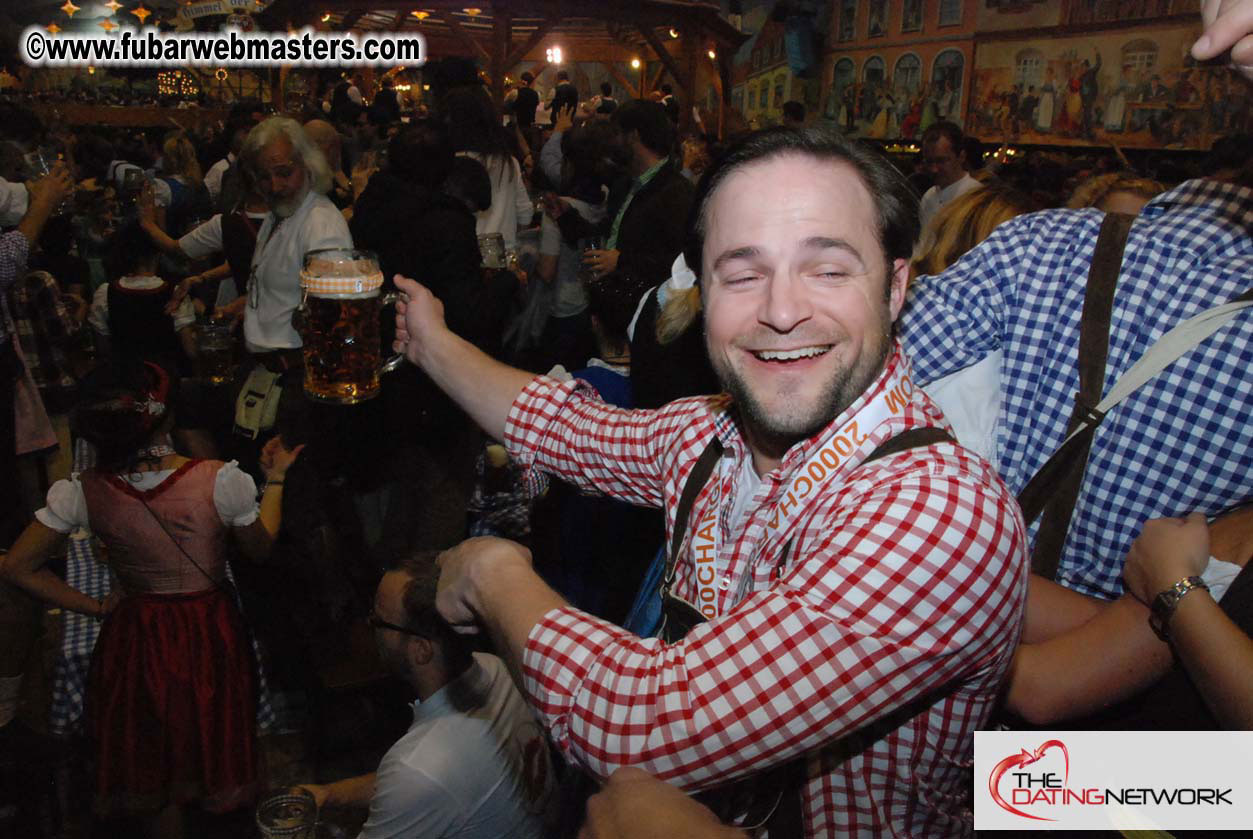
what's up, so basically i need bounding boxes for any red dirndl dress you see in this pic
[80,460,260,816]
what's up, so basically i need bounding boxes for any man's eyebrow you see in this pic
[801,236,864,264]
[711,246,759,272]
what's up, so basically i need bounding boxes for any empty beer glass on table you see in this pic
[298,249,404,404]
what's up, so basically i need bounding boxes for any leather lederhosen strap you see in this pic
[1017,212,1134,581]
[660,425,954,836]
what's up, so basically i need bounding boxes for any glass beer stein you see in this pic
[298,248,404,404]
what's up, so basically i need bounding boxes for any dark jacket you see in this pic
[514,86,539,127]
[350,170,516,428]
[556,160,695,330]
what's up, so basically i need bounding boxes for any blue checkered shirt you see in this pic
[900,178,1253,599]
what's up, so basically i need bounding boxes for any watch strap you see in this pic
[1148,575,1209,641]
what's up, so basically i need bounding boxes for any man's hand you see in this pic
[554,103,576,133]
[541,192,568,221]
[293,784,329,810]
[1123,513,1211,604]
[165,275,198,315]
[582,249,620,277]
[392,275,451,367]
[213,296,246,330]
[1194,0,1253,81]
[578,768,746,839]
[435,537,534,634]
[27,165,73,213]
[260,436,306,483]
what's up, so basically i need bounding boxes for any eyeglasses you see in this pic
[367,611,426,637]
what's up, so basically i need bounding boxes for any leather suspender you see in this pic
[1018,212,1134,581]
[663,424,954,835]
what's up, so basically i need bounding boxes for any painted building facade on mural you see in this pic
[969,1,1249,149]
[818,0,976,139]
[713,0,1250,150]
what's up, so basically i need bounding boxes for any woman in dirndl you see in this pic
[0,359,302,836]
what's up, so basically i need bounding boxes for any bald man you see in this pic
[302,119,352,210]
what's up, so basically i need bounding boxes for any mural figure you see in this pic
[868,1,887,37]
[1079,51,1102,138]
[1036,67,1056,132]
[902,0,923,32]
[1104,65,1134,132]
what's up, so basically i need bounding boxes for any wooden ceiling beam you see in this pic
[503,17,561,71]
[435,11,492,65]
[637,23,689,92]
[601,60,639,100]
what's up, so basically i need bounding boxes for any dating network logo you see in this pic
[987,738,1234,822]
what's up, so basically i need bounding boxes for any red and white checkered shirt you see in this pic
[505,346,1028,837]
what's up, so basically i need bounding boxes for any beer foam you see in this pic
[300,257,384,296]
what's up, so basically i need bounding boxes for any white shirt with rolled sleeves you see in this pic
[245,189,351,352]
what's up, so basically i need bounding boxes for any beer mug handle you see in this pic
[379,292,406,375]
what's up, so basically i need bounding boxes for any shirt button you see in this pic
[718,578,730,589]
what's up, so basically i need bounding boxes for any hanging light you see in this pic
[47,22,62,34]
[103,0,122,14]
[462,7,482,15]
[131,4,152,23]
[669,28,679,38]
[707,49,716,60]
[411,10,429,19]
[321,13,331,22]
[545,46,562,64]
[60,0,80,17]
[630,58,640,69]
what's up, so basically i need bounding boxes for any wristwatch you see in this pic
[1148,575,1209,641]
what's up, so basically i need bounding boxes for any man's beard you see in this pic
[272,184,309,218]
[713,319,893,462]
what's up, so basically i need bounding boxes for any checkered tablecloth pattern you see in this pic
[49,438,276,736]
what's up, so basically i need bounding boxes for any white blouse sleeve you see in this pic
[213,461,260,527]
[35,476,89,533]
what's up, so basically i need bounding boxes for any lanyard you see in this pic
[248,214,285,309]
[686,363,919,618]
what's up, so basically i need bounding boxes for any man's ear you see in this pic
[887,258,910,322]
[407,635,435,668]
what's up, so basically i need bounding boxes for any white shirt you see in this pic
[0,177,29,226]
[459,152,533,250]
[203,153,234,202]
[918,172,981,232]
[246,189,352,352]
[178,210,267,262]
[360,653,552,839]
[36,460,259,533]
[89,275,197,335]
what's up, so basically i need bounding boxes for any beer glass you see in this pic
[255,788,317,839]
[477,233,506,268]
[196,319,235,385]
[298,249,404,404]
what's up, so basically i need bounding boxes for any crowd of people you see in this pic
[0,5,1251,838]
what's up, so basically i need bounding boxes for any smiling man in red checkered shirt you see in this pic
[393,128,1028,837]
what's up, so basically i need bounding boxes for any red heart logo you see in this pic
[988,739,1069,821]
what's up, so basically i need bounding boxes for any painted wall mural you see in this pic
[825,48,967,139]
[969,24,1249,149]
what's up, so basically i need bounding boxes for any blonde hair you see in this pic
[161,132,203,188]
[656,285,702,346]
[1066,172,1164,210]
[912,183,1035,278]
